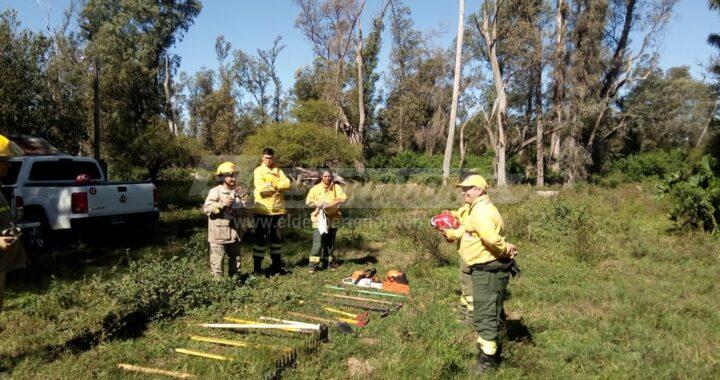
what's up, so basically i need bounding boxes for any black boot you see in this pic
[474,351,497,375]
[268,254,288,276]
[253,257,263,275]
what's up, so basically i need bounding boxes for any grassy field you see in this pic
[1,182,719,379]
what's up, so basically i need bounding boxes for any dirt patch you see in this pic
[347,357,374,377]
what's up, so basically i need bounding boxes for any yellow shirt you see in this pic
[446,195,508,266]
[253,164,291,215]
[305,182,347,228]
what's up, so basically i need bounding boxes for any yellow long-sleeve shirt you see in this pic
[253,164,291,215]
[446,195,509,266]
[306,182,347,228]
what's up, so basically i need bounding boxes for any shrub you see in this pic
[514,198,605,262]
[657,155,720,233]
[605,150,687,183]
[107,256,250,320]
[393,218,449,266]
[291,99,337,128]
[241,122,361,167]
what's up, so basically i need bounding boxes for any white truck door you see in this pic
[86,183,155,217]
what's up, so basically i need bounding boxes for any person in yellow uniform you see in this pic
[449,203,473,324]
[305,169,347,273]
[252,148,291,276]
[440,175,518,373]
[0,135,25,312]
[203,162,250,278]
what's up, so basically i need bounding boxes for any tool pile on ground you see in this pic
[115,268,408,379]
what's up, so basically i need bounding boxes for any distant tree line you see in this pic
[1,0,718,186]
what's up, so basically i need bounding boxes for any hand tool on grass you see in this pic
[322,306,369,324]
[116,363,195,379]
[174,348,232,361]
[200,322,316,333]
[325,299,393,317]
[260,315,362,331]
[321,292,403,309]
[221,317,317,333]
[286,312,358,333]
[325,285,406,299]
[190,335,293,352]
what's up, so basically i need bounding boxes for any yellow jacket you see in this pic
[446,195,509,266]
[253,164,291,215]
[306,182,347,228]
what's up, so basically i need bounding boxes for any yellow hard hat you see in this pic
[456,175,488,190]
[216,162,239,176]
[0,134,14,159]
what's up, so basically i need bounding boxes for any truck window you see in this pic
[3,161,22,185]
[29,160,102,181]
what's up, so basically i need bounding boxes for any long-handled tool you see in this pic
[190,335,293,352]
[117,363,195,379]
[174,348,232,361]
[286,312,360,332]
[200,322,317,332]
[260,316,360,332]
[222,317,317,333]
[325,299,393,317]
[322,306,369,323]
[325,285,406,299]
[321,292,403,309]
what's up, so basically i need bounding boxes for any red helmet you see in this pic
[75,173,92,185]
[430,211,459,230]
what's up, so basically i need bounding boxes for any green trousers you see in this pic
[309,228,337,267]
[472,264,511,342]
[459,260,474,313]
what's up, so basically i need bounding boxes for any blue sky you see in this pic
[3,0,718,89]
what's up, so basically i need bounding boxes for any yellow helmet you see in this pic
[0,134,14,158]
[216,162,239,176]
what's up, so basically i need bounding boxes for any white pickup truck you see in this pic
[1,155,159,251]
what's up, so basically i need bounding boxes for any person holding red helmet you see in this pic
[436,174,518,374]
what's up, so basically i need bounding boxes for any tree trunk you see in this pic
[549,0,566,173]
[93,57,101,160]
[533,13,544,187]
[442,0,465,185]
[356,20,365,148]
[164,56,178,136]
[483,1,508,186]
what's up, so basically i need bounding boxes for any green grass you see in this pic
[1,183,719,378]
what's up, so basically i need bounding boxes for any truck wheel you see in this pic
[23,210,53,255]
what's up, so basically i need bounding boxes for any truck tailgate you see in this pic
[87,183,155,217]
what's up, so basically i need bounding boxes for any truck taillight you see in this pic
[72,192,88,214]
[153,188,158,208]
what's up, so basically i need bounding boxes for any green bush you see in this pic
[241,122,361,167]
[291,99,337,128]
[364,151,493,184]
[657,155,720,233]
[512,198,605,262]
[393,217,449,266]
[605,150,687,182]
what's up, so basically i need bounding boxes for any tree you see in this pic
[258,37,287,122]
[0,9,89,154]
[79,0,202,180]
[442,0,465,185]
[620,67,716,153]
[294,0,367,144]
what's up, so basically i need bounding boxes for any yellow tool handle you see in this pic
[223,317,304,332]
[190,335,292,352]
[323,306,357,319]
[117,363,195,379]
[174,348,231,361]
